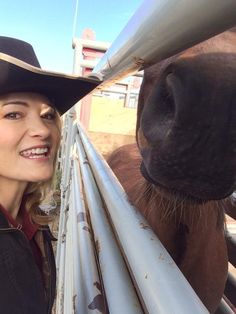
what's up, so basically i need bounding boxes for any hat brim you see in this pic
[0,53,100,115]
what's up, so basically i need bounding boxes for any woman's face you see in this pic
[0,92,60,186]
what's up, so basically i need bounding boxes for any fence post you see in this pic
[56,110,76,313]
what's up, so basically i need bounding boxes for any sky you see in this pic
[0,0,143,74]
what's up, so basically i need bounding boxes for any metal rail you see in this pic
[76,134,143,313]
[91,0,236,85]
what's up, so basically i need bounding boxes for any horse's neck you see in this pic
[124,175,227,313]
[150,199,224,262]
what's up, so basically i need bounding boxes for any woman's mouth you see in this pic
[20,147,50,159]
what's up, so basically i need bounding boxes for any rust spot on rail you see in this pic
[83,226,91,233]
[140,222,150,229]
[77,212,86,222]
[94,281,102,292]
[88,294,106,314]
[133,56,145,68]
[95,240,101,253]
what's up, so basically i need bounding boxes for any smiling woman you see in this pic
[0,93,60,183]
[0,36,99,314]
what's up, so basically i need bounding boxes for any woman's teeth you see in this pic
[20,147,49,157]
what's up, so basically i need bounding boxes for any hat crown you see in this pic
[0,36,40,68]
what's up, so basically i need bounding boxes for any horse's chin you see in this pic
[140,162,230,204]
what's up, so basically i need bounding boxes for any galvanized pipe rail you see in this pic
[75,134,143,313]
[56,113,76,313]
[91,0,236,85]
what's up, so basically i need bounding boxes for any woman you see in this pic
[0,36,99,314]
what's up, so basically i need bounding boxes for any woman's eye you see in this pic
[41,111,56,121]
[4,112,22,119]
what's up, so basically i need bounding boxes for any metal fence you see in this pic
[56,117,236,314]
[56,118,208,313]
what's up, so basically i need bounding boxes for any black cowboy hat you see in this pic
[0,36,100,114]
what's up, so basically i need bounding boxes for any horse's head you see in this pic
[137,28,236,201]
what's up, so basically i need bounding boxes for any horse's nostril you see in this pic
[163,88,175,118]
[141,75,177,144]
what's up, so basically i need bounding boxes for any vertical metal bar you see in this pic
[63,188,74,314]
[56,114,74,267]
[55,119,76,313]
[64,157,87,314]
[72,38,83,76]
[72,153,107,313]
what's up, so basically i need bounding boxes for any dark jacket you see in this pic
[0,211,56,314]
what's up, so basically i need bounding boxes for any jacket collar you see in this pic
[0,210,11,229]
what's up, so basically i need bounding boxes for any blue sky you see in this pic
[0,0,143,74]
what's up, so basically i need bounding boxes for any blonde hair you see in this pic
[25,110,62,225]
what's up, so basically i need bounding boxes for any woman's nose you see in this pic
[28,117,51,138]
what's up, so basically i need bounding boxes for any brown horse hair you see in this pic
[135,180,225,229]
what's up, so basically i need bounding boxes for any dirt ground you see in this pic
[87,96,136,157]
[89,96,137,136]
[88,131,135,159]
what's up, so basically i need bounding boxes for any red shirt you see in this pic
[0,203,43,275]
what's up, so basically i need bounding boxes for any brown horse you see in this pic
[108,28,236,313]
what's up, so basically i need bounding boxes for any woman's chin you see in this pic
[27,172,53,183]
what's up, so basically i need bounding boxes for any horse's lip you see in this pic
[140,162,206,204]
[140,162,157,184]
